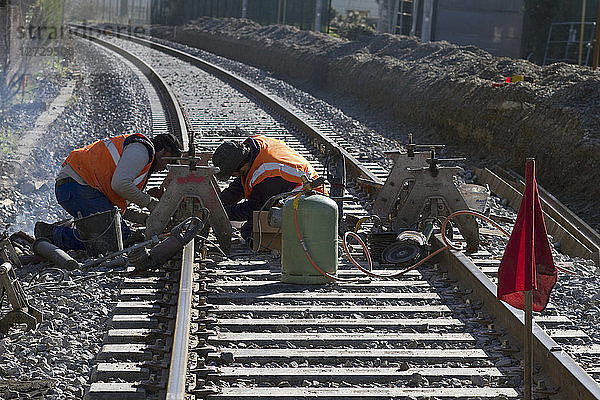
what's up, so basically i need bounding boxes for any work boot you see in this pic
[34,221,55,243]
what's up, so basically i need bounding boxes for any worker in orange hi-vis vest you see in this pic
[34,133,183,251]
[211,134,325,247]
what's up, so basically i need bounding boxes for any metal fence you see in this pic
[543,21,596,66]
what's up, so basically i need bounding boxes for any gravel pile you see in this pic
[0,38,151,399]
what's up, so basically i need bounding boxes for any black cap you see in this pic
[151,134,183,157]
[212,141,249,181]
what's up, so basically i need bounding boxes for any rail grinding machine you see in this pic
[145,160,232,255]
[120,151,233,274]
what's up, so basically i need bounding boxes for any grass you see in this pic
[65,94,78,108]
[0,126,19,156]
[18,77,41,104]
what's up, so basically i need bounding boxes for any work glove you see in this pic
[127,247,149,268]
[147,187,165,199]
[123,208,150,225]
[147,197,160,212]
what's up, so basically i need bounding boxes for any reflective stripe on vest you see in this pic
[102,138,149,186]
[248,162,307,188]
[102,138,121,166]
[242,135,322,198]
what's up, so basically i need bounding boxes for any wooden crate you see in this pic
[252,210,281,251]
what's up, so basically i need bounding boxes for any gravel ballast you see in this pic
[0,38,151,399]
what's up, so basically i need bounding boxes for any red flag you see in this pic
[497,159,557,312]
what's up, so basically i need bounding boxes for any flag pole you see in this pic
[523,156,535,400]
[593,0,600,69]
[497,156,556,399]
[579,0,587,66]
[524,290,533,400]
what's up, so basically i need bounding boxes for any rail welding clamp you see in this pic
[0,236,43,334]
[372,134,479,253]
[145,163,232,254]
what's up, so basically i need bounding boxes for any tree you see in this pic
[0,4,23,116]
[330,9,375,40]
[0,0,66,116]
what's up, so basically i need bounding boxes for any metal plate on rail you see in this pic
[208,348,489,360]
[212,317,463,328]
[206,387,519,398]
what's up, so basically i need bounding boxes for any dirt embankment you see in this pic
[162,17,600,226]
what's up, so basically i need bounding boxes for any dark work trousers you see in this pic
[240,219,253,243]
[52,178,131,250]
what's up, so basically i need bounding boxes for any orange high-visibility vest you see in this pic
[63,134,154,212]
[242,135,324,199]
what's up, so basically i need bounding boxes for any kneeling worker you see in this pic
[35,133,182,250]
[211,134,325,246]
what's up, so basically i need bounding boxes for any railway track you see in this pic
[70,25,600,399]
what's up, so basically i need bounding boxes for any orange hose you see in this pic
[294,203,575,282]
[439,210,509,251]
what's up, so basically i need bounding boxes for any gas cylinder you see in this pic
[281,193,338,284]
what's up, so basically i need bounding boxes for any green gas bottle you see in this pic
[281,193,338,284]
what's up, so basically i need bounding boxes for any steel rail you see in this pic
[165,241,194,399]
[68,23,382,188]
[71,26,194,400]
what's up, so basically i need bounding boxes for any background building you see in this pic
[377,0,524,58]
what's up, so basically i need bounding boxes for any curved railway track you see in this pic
[69,25,600,400]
